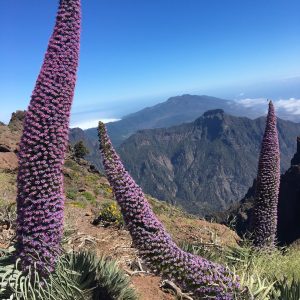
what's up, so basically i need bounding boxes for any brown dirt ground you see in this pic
[0,153,18,170]
[131,276,175,300]
[0,150,239,300]
[63,204,238,300]
[0,203,238,300]
[63,205,177,299]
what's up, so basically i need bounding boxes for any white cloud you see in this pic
[236,98,300,120]
[276,98,300,115]
[70,118,121,130]
[237,98,267,107]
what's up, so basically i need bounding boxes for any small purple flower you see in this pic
[98,122,240,299]
[16,0,81,275]
[252,101,280,248]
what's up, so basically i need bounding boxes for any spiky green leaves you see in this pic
[0,249,137,300]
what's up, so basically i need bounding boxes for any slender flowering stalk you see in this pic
[252,101,280,248]
[98,122,240,300]
[16,0,81,274]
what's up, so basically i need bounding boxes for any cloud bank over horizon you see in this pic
[70,118,121,130]
[235,98,300,121]
[69,97,300,130]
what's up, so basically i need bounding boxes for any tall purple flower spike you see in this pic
[16,0,81,274]
[98,122,240,300]
[252,101,280,248]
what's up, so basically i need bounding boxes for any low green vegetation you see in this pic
[66,189,77,200]
[0,249,137,300]
[98,183,113,198]
[148,195,191,218]
[182,240,300,299]
[94,200,124,227]
[81,191,97,204]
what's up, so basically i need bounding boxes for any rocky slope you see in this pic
[214,137,300,245]
[0,111,239,299]
[0,111,25,170]
[118,109,300,215]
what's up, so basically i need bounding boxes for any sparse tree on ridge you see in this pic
[74,140,89,159]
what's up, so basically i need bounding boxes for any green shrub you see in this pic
[99,183,113,197]
[66,190,77,200]
[64,159,81,172]
[81,191,96,204]
[74,141,89,159]
[94,201,124,227]
[0,201,16,227]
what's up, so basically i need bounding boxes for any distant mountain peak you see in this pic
[194,109,227,129]
[203,109,225,117]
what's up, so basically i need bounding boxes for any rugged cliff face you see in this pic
[277,137,300,244]
[117,110,300,215]
[216,137,300,245]
[0,111,25,170]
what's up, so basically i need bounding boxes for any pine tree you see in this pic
[74,140,89,158]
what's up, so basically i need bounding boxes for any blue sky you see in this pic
[0,0,300,128]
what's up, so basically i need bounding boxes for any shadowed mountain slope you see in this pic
[214,137,300,245]
[117,110,300,215]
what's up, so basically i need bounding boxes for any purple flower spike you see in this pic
[98,122,240,299]
[252,101,280,248]
[16,0,81,274]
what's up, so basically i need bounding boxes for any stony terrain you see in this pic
[0,112,238,299]
[0,111,25,170]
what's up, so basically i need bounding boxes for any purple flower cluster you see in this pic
[98,122,240,299]
[16,0,81,274]
[252,101,280,248]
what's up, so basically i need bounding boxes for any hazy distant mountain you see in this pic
[81,95,240,145]
[69,94,300,172]
[69,95,250,168]
[104,95,242,145]
[117,110,300,215]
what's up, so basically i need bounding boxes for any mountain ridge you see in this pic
[69,94,260,170]
[117,109,300,215]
